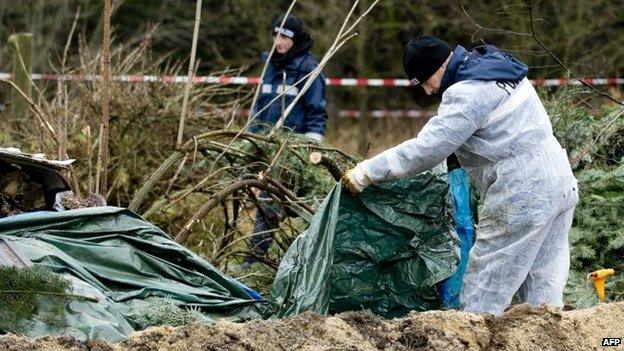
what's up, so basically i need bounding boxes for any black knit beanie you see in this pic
[269,14,314,67]
[403,35,452,86]
[272,15,304,43]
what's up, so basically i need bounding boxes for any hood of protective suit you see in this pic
[440,45,528,93]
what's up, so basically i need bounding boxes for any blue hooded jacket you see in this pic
[440,45,528,94]
[249,51,328,136]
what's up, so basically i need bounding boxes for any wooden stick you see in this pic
[56,8,82,196]
[175,179,276,243]
[338,0,382,41]
[265,131,294,174]
[272,1,359,132]
[7,33,33,121]
[61,7,81,69]
[290,143,356,161]
[176,0,203,148]
[272,0,381,132]
[129,131,273,211]
[204,1,298,178]
[0,78,56,138]
[175,178,314,244]
[208,0,371,179]
[263,175,315,214]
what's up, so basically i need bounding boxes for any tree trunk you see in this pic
[96,0,111,196]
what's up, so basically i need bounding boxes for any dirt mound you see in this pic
[1,302,622,351]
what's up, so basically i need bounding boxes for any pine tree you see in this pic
[0,265,96,332]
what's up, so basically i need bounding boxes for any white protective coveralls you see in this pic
[349,77,578,315]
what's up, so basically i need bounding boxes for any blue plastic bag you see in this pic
[437,168,475,307]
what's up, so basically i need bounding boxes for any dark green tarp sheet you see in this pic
[0,207,262,341]
[270,173,458,318]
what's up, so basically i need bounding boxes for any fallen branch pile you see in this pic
[129,131,356,270]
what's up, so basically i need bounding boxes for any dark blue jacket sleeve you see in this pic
[248,100,262,133]
[302,72,328,136]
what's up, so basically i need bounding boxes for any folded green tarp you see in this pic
[0,207,262,341]
[270,173,458,319]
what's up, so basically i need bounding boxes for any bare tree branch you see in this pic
[525,0,623,106]
[461,1,623,106]
[460,2,532,42]
[175,178,313,244]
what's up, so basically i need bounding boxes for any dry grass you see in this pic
[0,34,251,205]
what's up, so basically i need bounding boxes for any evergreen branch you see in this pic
[0,289,99,303]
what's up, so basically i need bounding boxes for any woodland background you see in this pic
[0,0,623,156]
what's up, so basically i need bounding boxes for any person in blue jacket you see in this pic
[249,14,328,141]
[244,14,328,267]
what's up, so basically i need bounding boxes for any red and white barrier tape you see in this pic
[0,72,622,87]
[239,108,432,119]
[338,110,433,118]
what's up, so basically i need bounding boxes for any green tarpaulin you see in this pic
[270,173,458,318]
[0,172,467,339]
[0,207,262,341]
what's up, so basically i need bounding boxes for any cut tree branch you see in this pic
[309,151,345,181]
[175,178,313,244]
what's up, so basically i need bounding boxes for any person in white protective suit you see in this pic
[342,35,578,316]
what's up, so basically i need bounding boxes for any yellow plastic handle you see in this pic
[588,268,615,281]
[588,269,615,302]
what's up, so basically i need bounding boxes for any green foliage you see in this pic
[547,87,598,164]
[561,160,624,305]
[566,164,624,302]
[244,133,348,204]
[127,296,211,329]
[233,261,277,297]
[197,131,356,207]
[547,87,624,306]
[547,87,624,168]
[165,130,358,282]
[0,266,71,332]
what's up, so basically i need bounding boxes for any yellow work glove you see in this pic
[341,168,363,195]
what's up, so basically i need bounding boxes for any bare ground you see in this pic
[1,302,622,351]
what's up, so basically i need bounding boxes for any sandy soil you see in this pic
[1,302,622,351]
